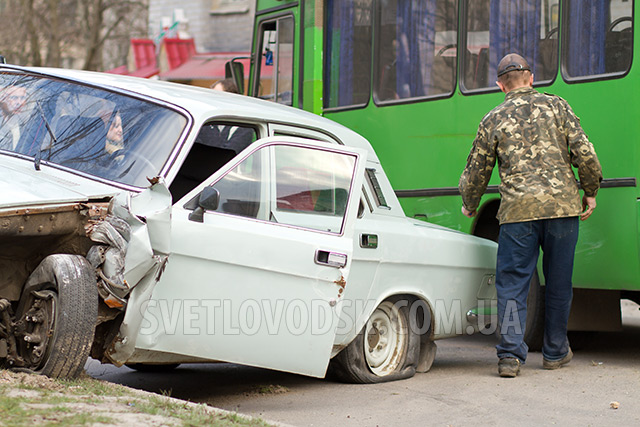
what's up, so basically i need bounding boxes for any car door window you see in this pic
[270,145,355,233]
[210,146,265,219]
[209,142,358,234]
[169,122,258,202]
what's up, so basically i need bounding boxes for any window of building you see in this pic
[210,0,250,15]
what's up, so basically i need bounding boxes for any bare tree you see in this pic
[0,0,148,71]
[0,0,30,65]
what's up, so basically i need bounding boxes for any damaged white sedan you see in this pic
[0,66,497,383]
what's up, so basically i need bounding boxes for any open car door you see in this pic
[135,137,367,377]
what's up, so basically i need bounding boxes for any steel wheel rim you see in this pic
[364,301,407,376]
[18,290,57,370]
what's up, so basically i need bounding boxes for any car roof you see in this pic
[0,65,380,163]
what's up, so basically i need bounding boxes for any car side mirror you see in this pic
[188,186,220,223]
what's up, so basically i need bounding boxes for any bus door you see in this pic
[251,14,295,106]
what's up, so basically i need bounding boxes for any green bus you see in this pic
[239,0,635,348]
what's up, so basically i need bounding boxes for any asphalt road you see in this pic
[87,301,640,426]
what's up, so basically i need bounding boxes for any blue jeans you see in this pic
[495,217,579,363]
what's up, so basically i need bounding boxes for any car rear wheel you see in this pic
[329,297,421,383]
[14,254,98,379]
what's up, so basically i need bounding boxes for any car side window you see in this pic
[195,122,258,153]
[169,122,258,202]
[210,146,265,219]
[208,143,358,234]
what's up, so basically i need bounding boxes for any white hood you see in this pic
[0,155,122,209]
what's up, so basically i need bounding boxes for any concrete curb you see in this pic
[111,380,297,427]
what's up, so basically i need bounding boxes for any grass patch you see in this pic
[57,376,128,397]
[0,369,274,427]
[132,395,273,427]
[0,394,115,427]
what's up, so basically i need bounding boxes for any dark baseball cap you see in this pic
[497,53,531,77]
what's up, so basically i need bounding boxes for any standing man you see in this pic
[459,53,602,378]
[211,78,240,94]
[197,78,254,153]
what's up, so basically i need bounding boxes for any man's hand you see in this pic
[580,195,596,221]
[462,205,477,218]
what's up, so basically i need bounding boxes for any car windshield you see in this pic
[0,71,187,187]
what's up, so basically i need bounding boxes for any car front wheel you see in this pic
[12,254,98,379]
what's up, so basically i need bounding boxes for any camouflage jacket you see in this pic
[459,86,603,224]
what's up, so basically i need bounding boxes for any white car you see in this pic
[0,65,497,383]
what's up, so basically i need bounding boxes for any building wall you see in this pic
[149,0,254,52]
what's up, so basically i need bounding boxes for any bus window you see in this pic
[324,0,373,109]
[462,0,559,92]
[563,0,633,79]
[374,0,457,103]
[254,16,294,105]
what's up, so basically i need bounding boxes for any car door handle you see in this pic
[315,250,347,268]
[360,233,378,249]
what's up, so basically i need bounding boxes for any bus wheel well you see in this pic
[472,199,500,242]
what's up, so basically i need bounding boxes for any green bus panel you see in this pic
[254,1,640,293]
[326,65,640,292]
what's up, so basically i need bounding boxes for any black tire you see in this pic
[15,254,98,379]
[329,297,421,383]
[125,363,180,372]
[524,271,544,351]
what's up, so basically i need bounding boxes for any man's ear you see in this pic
[496,80,507,93]
[529,73,534,86]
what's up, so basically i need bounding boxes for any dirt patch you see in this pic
[0,369,67,391]
[244,384,290,397]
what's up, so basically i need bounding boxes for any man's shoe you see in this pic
[498,357,521,378]
[543,348,573,370]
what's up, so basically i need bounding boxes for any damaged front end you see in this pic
[89,180,172,366]
[0,180,172,377]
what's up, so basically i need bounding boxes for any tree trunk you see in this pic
[82,0,102,70]
[25,0,42,67]
[45,0,62,67]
